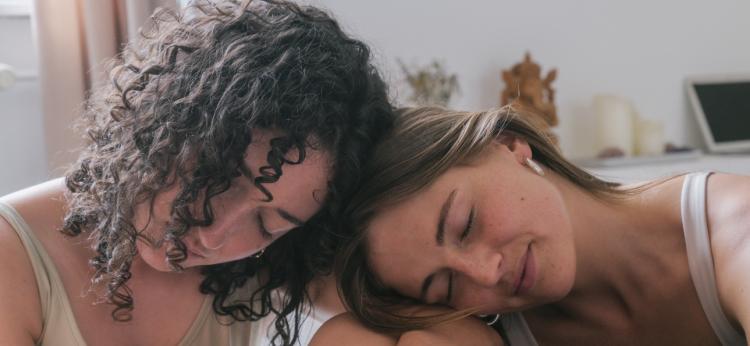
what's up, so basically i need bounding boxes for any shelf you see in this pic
[576,150,702,168]
[581,154,750,183]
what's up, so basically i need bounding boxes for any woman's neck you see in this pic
[550,174,686,325]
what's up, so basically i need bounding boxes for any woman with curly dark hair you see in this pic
[0,1,393,345]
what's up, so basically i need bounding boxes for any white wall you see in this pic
[0,15,47,195]
[312,0,750,158]
[2,1,749,196]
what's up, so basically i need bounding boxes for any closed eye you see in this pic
[445,271,454,304]
[459,206,475,241]
[446,206,475,304]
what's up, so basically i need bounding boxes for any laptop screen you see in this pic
[693,81,750,143]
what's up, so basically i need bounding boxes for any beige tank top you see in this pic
[0,201,266,346]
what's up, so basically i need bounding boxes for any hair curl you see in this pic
[62,1,393,344]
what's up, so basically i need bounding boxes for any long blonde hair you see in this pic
[336,106,624,333]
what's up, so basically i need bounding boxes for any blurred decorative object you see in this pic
[501,52,558,143]
[596,147,626,159]
[0,63,16,91]
[593,94,667,158]
[399,59,459,107]
[634,117,665,156]
[665,143,696,153]
[593,94,635,157]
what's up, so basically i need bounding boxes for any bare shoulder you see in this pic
[0,179,69,344]
[0,178,68,243]
[0,209,43,344]
[310,313,397,346]
[706,173,750,249]
[707,172,750,210]
[705,173,750,335]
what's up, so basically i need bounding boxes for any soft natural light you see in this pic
[0,0,30,16]
[0,0,29,5]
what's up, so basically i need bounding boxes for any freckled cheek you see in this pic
[504,192,556,234]
[479,209,519,243]
[478,191,528,235]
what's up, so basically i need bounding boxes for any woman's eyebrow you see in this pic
[421,189,457,301]
[436,189,457,245]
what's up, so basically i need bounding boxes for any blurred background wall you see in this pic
[0,6,46,195]
[2,0,750,194]
[311,0,750,158]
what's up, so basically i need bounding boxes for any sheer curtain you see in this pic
[31,0,177,175]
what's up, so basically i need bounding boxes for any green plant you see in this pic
[398,59,459,107]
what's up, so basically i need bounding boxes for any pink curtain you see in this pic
[31,0,177,175]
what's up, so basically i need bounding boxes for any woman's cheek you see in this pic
[454,286,499,311]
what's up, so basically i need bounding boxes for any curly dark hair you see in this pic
[61,0,393,344]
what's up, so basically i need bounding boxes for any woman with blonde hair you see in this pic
[312,106,748,345]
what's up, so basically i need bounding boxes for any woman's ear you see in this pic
[497,134,533,164]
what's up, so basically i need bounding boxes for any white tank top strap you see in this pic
[681,171,745,346]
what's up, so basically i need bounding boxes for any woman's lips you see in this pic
[513,244,536,295]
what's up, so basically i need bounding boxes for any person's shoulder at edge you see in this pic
[0,202,43,345]
[706,173,750,339]
[0,179,67,345]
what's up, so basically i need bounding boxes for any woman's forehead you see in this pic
[365,174,454,243]
[372,166,466,214]
[365,203,436,297]
[246,129,333,169]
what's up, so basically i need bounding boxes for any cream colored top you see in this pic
[501,172,745,346]
[0,201,263,346]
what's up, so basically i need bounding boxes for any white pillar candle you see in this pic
[0,63,16,91]
[635,117,665,156]
[593,94,635,156]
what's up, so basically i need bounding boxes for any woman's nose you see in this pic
[196,198,249,250]
[454,247,504,287]
[197,223,229,250]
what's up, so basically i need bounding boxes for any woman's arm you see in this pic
[310,313,398,346]
[311,312,504,346]
[396,315,504,346]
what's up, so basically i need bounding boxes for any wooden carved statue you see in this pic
[501,52,558,142]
